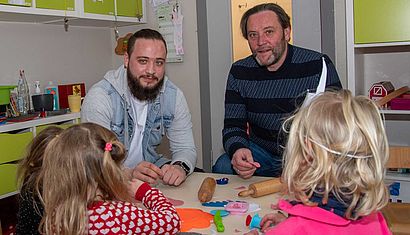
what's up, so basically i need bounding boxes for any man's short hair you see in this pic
[240,3,291,39]
[127,28,168,56]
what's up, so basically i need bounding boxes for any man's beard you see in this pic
[254,34,287,67]
[127,68,164,102]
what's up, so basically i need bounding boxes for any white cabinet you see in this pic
[346,0,410,116]
[346,0,410,191]
[0,0,146,27]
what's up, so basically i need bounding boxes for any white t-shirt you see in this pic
[123,96,148,168]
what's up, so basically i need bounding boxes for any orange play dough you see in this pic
[176,208,214,232]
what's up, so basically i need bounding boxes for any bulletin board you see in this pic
[152,0,184,63]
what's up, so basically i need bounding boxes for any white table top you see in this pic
[158,172,281,234]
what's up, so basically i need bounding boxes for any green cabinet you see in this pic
[0,131,32,196]
[117,0,143,18]
[36,0,75,11]
[354,0,410,44]
[0,0,31,6]
[84,0,114,15]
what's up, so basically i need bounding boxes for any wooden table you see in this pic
[158,172,281,234]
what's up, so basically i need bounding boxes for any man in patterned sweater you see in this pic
[213,3,342,178]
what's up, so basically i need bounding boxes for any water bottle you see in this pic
[17,69,30,115]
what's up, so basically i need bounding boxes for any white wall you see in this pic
[0,22,112,91]
[0,1,203,168]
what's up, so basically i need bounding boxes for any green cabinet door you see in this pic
[117,0,143,18]
[0,131,32,164]
[36,0,75,11]
[354,0,410,44]
[84,0,114,15]
[0,0,31,7]
[0,164,19,196]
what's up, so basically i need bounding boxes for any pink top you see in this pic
[266,199,391,235]
[87,183,180,235]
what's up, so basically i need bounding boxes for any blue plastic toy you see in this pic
[246,214,262,229]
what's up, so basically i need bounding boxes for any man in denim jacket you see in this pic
[81,29,196,186]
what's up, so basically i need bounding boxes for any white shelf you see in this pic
[355,41,410,48]
[0,190,19,200]
[386,172,410,182]
[0,112,80,133]
[380,109,410,115]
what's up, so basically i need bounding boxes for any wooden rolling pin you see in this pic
[198,177,216,202]
[238,178,282,198]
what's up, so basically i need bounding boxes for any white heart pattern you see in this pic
[96,207,106,214]
[89,229,98,235]
[122,214,129,223]
[90,215,99,222]
[101,214,110,221]
[100,228,109,234]
[95,222,104,229]
[111,227,120,233]
[129,221,135,229]
[106,221,115,227]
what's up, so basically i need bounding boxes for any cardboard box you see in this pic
[58,83,86,109]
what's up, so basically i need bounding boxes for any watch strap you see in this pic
[172,161,190,175]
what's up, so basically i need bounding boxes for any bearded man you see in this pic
[82,29,196,186]
[212,3,342,179]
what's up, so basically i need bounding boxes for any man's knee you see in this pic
[212,154,234,174]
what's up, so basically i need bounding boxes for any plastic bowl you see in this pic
[32,94,54,111]
[0,85,17,105]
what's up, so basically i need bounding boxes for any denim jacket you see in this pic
[81,66,196,173]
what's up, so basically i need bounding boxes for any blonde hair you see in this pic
[17,126,63,215]
[39,123,129,234]
[282,89,389,220]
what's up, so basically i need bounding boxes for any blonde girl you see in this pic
[252,90,391,235]
[39,122,180,235]
[16,126,63,234]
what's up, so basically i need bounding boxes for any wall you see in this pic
[0,0,203,169]
[0,22,112,91]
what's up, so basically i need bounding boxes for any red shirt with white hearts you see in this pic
[87,183,180,235]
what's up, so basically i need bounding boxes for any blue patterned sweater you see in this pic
[223,44,342,159]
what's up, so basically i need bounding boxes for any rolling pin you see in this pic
[198,177,216,202]
[238,178,282,198]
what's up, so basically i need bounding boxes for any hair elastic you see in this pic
[104,142,113,152]
[309,138,372,159]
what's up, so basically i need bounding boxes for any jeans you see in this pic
[212,142,283,177]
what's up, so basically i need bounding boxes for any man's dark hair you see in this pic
[127,28,168,56]
[240,3,291,39]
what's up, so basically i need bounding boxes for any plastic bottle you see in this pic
[17,70,30,115]
[44,81,59,110]
[34,81,41,94]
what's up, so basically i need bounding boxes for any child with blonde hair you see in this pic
[250,89,391,235]
[16,126,63,235]
[38,122,180,235]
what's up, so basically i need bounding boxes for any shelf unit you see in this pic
[0,112,80,199]
[0,0,146,27]
[346,0,410,203]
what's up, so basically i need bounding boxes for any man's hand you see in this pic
[132,161,163,185]
[161,164,187,186]
[231,148,258,179]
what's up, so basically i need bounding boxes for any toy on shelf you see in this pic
[238,178,282,198]
[246,214,262,229]
[198,177,216,202]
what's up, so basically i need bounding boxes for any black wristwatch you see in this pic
[172,161,190,175]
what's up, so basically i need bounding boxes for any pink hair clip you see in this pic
[104,142,113,152]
